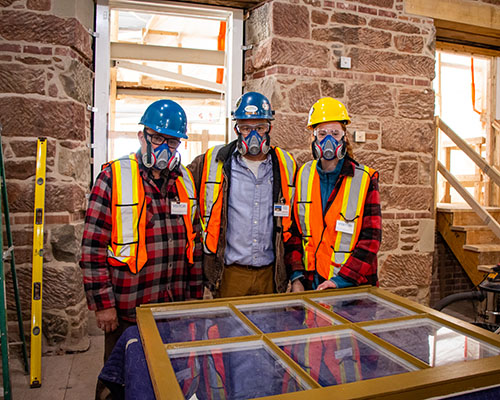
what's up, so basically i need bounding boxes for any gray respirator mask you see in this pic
[142,141,180,171]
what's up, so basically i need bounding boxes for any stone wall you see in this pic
[0,0,93,352]
[245,0,436,304]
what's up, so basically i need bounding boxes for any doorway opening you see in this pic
[93,1,243,182]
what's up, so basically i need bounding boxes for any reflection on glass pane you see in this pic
[153,307,254,344]
[238,300,337,333]
[168,341,309,400]
[314,293,414,322]
[274,330,415,387]
[366,319,500,367]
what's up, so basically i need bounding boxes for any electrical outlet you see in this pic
[340,56,351,69]
[354,130,366,143]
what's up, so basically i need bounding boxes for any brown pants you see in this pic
[217,264,274,298]
[96,317,136,400]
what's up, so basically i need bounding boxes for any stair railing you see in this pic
[436,116,500,240]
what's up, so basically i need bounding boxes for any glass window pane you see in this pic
[153,307,254,344]
[273,330,416,387]
[238,300,338,333]
[168,341,310,399]
[366,319,500,366]
[314,293,415,322]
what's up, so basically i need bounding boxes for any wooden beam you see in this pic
[117,88,222,100]
[116,60,224,93]
[405,0,500,31]
[435,19,500,51]
[111,42,224,66]
[436,42,500,58]
[110,0,261,12]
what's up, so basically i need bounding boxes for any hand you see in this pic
[317,280,337,290]
[95,308,118,333]
[291,280,305,292]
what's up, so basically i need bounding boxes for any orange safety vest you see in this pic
[106,154,197,274]
[294,160,375,280]
[199,146,296,254]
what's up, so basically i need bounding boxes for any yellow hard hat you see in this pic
[307,97,351,129]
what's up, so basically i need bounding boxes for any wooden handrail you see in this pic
[493,120,500,132]
[437,117,500,188]
[438,161,500,239]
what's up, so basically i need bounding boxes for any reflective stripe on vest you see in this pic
[176,164,198,264]
[274,147,297,242]
[107,155,198,272]
[106,154,148,274]
[199,145,225,254]
[295,161,373,280]
[199,146,296,254]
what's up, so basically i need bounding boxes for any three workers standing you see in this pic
[80,92,381,399]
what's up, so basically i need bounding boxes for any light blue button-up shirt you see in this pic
[224,153,275,266]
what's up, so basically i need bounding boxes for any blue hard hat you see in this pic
[232,92,275,121]
[139,100,188,139]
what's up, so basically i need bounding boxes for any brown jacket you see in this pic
[187,140,298,294]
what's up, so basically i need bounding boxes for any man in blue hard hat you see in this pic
[80,99,203,399]
[188,92,302,298]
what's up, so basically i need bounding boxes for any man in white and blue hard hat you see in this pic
[188,92,302,298]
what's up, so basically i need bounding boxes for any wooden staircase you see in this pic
[436,203,500,285]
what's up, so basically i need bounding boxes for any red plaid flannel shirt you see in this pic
[80,154,203,322]
[286,158,381,287]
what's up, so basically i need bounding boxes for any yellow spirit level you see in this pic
[30,138,47,388]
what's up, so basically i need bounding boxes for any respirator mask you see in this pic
[236,123,270,156]
[142,132,181,171]
[312,133,346,161]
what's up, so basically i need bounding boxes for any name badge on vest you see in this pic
[273,203,289,217]
[171,201,188,215]
[336,219,354,234]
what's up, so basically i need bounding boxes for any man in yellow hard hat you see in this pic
[291,97,382,291]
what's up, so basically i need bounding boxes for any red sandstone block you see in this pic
[266,66,279,75]
[396,77,414,85]
[23,45,42,54]
[366,133,378,140]
[379,10,397,18]
[0,43,21,52]
[334,71,353,79]
[0,55,12,61]
[359,6,378,15]
[382,212,395,219]
[337,2,356,11]
[375,75,395,83]
[395,4,403,10]
[14,215,31,224]
[415,79,430,86]
[410,17,421,23]
[401,220,418,227]
[253,71,265,79]
[45,214,71,224]
[415,212,432,218]
[40,47,52,55]
[399,16,409,21]
[55,47,69,56]
[396,212,415,219]
[355,73,374,81]
[324,1,335,8]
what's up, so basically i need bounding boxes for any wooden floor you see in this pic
[8,315,104,400]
